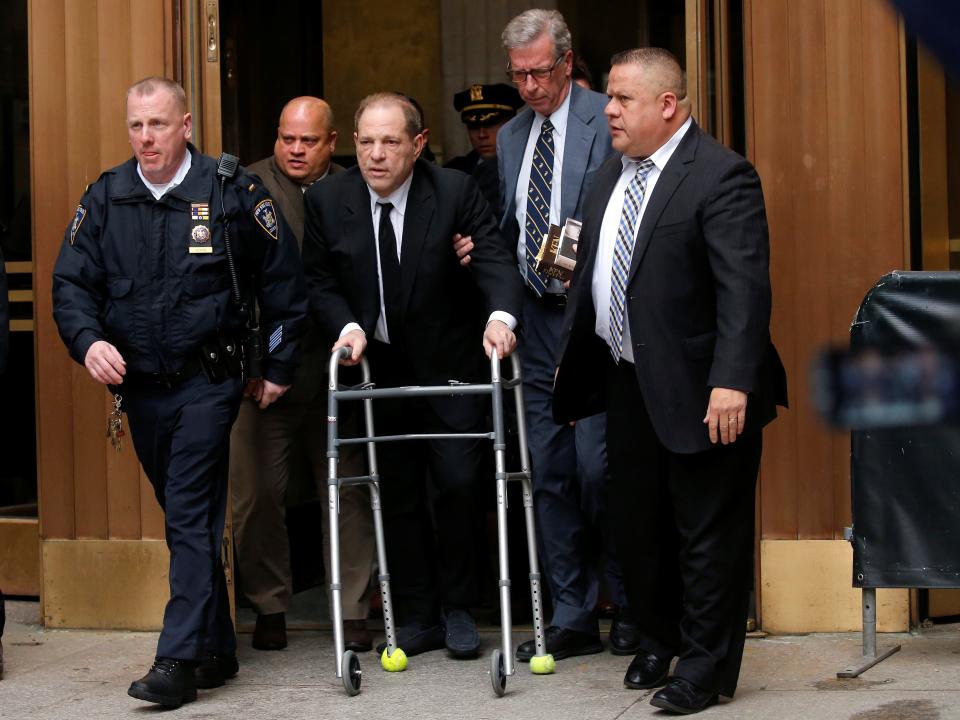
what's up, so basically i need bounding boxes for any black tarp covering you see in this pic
[851,271,960,588]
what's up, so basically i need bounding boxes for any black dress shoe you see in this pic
[195,652,239,689]
[375,623,445,657]
[650,678,718,715]
[623,651,671,689]
[609,609,643,656]
[443,609,480,658]
[127,657,197,707]
[515,625,603,662]
[253,612,287,651]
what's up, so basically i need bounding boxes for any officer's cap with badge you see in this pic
[453,83,524,128]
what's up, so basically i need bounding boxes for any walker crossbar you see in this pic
[334,383,495,401]
[338,432,495,445]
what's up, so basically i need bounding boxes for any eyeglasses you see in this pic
[506,55,564,85]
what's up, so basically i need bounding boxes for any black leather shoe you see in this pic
[623,651,671,689]
[609,609,643,655]
[127,657,197,707]
[443,609,480,658]
[253,612,287,651]
[515,625,603,662]
[650,678,719,714]
[195,652,239,689]
[375,623,445,657]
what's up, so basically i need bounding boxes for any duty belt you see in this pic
[122,356,205,389]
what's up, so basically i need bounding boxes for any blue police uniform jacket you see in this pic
[52,144,307,385]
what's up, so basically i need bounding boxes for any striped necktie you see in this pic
[523,118,554,297]
[608,158,656,361]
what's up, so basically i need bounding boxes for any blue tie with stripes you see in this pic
[608,158,655,361]
[524,118,554,296]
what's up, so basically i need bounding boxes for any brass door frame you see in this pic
[181,0,223,156]
[685,0,735,146]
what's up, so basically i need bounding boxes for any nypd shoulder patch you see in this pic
[254,198,279,240]
[70,205,87,245]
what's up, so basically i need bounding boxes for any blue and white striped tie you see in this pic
[608,158,655,361]
[524,119,554,297]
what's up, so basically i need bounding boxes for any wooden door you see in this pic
[30,0,179,629]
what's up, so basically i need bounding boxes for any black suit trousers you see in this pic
[367,340,486,627]
[605,359,760,697]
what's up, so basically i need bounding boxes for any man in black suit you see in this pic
[554,48,787,714]
[302,92,523,659]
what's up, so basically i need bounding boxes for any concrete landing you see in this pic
[2,600,959,719]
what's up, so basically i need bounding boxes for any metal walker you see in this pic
[326,347,553,696]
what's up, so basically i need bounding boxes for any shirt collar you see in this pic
[536,81,573,138]
[367,167,415,217]
[620,115,693,173]
[137,148,192,200]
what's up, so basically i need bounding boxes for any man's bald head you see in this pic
[279,96,334,133]
[274,96,338,185]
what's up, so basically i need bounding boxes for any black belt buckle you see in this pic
[541,292,567,310]
[124,357,204,389]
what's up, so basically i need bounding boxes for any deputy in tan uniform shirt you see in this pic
[231,96,375,653]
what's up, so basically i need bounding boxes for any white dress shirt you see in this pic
[513,83,572,293]
[138,150,192,200]
[340,171,517,343]
[592,116,693,363]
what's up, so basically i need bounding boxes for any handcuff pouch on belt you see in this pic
[199,335,244,383]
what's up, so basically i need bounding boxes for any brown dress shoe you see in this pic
[343,619,372,652]
[253,612,287,650]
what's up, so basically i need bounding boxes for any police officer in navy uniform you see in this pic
[52,77,307,708]
[445,83,523,220]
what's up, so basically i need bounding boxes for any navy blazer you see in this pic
[554,121,787,454]
[496,82,615,240]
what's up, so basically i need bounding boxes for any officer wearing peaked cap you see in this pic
[52,77,307,708]
[445,83,523,218]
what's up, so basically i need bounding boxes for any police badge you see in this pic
[254,199,279,240]
[189,202,213,253]
[189,224,213,253]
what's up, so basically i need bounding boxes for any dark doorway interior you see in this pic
[219,0,324,166]
[559,0,686,92]
[0,0,36,517]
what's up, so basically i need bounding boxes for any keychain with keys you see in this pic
[106,393,125,452]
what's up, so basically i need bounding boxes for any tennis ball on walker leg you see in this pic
[530,653,555,674]
[381,648,408,672]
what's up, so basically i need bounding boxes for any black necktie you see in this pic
[377,202,402,342]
